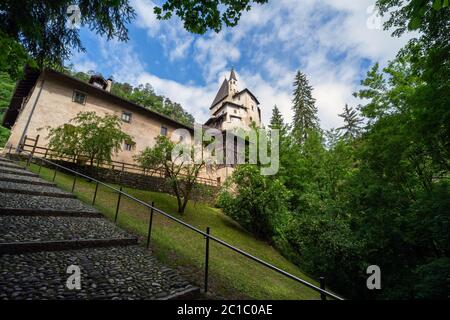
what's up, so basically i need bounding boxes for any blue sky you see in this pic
[69,0,411,129]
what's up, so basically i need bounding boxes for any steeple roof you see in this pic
[229,68,237,81]
[211,78,229,108]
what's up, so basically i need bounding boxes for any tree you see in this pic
[134,135,205,214]
[377,0,449,34]
[217,164,290,239]
[154,0,269,34]
[47,111,135,166]
[291,71,319,144]
[0,31,35,80]
[337,104,363,140]
[269,105,286,131]
[0,1,136,67]
[0,71,16,148]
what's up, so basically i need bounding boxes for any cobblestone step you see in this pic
[0,161,24,170]
[0,167,38,177]
[0,181,75,198]
[0,215,137,254]
[0,246,200,300]
[0,193,102,218]
[0,157,16,164]
[0,172,56,186]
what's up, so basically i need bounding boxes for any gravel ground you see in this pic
[0,167,38,177]
[0,246,197,300]
[0,216,134,243]
[0,181,74,197]
[0,193,98,213]
[0,172,55,186]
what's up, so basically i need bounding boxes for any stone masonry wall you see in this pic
[44,160,220,205]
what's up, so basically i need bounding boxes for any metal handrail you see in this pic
[8,145,344,300]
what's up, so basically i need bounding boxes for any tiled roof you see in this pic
[210,78,229,108]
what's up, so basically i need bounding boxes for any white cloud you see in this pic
[75,0,413,130]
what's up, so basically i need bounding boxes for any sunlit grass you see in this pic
[26,161,321,300]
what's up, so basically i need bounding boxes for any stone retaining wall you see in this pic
[37,159,220,205]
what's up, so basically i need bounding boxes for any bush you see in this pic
[281,214,366,296]
[0,125,10,148]
[414,258,450,299]
[217,165,290,240]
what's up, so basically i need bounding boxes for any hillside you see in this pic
[26,161,324,300]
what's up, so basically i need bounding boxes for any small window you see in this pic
[73,91,86,105]
[250,117,253,122]
[251,106,254,111]
[160,126,168,136]
[121,111,132,123]
[124,143,133,151]
[234,109,237,114]
[217,177,221,184]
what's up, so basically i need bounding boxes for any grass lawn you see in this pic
[26,161,323,300]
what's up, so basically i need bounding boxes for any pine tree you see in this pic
[292,70,319,143]
[269,105,285,130]
[337,104,363,140]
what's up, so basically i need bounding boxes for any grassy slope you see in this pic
[26,162,321,300]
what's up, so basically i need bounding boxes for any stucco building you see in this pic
[2,67,261,183]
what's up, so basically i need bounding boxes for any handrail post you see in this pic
[92,181,99,205]
[320,277,326,300]
[204,226,210,293]
[71,175,77,193]
[52,165,57,182]
[114,186,123,224]
[38,157,43,174]
[26,134,39,168]
[7,144,12,159]
[19,135,27,153]
[146,201,155,249]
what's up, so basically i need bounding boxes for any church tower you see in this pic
[205,68,261,132]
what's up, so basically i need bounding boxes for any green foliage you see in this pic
[337,104,363,140]
[154,0,269,34]
[135,135,205,214]
[221,9,449,298]
[413,258,450,299]
[291,70,319,144]
[217,165,290,240]
[0,71,15,148]
[0,125,10,148]
[0,32,35,80]
[281,214,366,296]
[47,111,135,166]
[0,1,136,67]
[377,0,449,34]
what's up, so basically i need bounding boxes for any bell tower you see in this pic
[228,68,238,94]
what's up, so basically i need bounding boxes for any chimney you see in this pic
[105,78,113,92]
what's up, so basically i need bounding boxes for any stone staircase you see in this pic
[0,156,199,300]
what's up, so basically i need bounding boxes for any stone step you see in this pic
[0,167,38,177]
[0,172,56,186]
[0,215,137,254]
[0,246,200,300]
[0,161,24,170]
[0,181,75,198]
[0,193,102,218]
[0,157,16,164]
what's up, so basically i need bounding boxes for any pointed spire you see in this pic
[229,67,237,81]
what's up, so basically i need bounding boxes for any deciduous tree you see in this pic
[47,111,135,166]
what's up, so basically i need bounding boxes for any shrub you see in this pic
[217,165,290,240]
